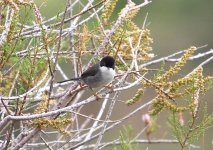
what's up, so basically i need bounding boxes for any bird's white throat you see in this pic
[99,66,115,84]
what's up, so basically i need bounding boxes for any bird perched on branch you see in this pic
[58,56,115,97]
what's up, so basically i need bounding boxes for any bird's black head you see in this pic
[100,56,115,69]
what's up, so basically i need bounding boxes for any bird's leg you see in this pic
[104,83,114,92]
[89,87,102,100]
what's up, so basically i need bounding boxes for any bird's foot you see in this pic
[94,93,102,100]
[104,84,114,92]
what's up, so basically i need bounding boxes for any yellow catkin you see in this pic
[33,94,48,114]
[31,94,72,135]
[126,88,144,105]
[125,2,139,20]
[149,66,207,116]
[101,0,119,23]
[157,46,197,81]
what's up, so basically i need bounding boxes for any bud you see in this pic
[142,114,151,125]
[179,112,184,126]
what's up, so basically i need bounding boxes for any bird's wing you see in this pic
[81,63,99,79]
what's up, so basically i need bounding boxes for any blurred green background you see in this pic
[35,0,213,149]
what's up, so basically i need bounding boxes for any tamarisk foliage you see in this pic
[0,0,213,149]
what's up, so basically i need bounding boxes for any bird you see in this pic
[58,56,115,91]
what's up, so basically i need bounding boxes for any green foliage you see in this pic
[113,125,139,150]
[19,56,46,80]
[19,5,35,25]
[168,104,213,149]
[168,113,186,144]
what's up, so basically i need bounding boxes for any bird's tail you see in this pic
[57,77,81,84]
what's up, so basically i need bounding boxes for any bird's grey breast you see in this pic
[83,66,115,88]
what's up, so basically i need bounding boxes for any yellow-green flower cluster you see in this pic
[31,94,72,135]
[101,1,153,63]
[112,24,153,61]
[125,2,140,20]
[157,46,197,82]
[33,94,49,114]
[149,95,190,116]
[2,0,32,11]
[126,88,144,105]
[31,116,72,135]
[194,67,204,93]
[0,0,33,47]
[148,60,211,116]
[101,0,119,23]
